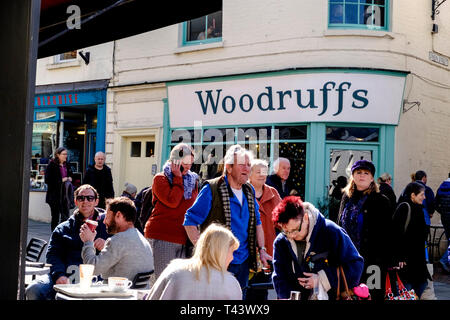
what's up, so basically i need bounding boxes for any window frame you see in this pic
[54,50,78,63]
[181,12,223,46]
[328,0,389,31]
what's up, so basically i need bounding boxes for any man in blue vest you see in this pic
[183,145,272,298]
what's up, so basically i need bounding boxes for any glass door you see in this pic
[324,143,378,221]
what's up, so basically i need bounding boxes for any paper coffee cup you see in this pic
[86,219,98,232]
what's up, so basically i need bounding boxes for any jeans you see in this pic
[25,274,56,300]
[228,258,249,299]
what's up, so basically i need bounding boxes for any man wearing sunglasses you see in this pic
[26,184,110,300]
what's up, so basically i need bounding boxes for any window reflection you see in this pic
[326,126,379,142]
[30,122,57,190]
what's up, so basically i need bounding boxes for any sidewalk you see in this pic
[26,219,450,299]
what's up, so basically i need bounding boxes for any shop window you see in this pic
[328,0,388,31]
[30,122,57,190]
[131,142,142,157]
[169,124,308,198]
[326,126,379,142]
[278,142,307,200]
[145,141,155,157]
[35,111,57,121]
[183,10,222,45]
[275,125,307,140]
[55,50,77,63]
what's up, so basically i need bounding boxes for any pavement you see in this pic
[26,218,450,300]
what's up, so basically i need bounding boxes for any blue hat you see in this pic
[351,160,375,176]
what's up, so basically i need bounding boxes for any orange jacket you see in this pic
[144,173,198,245]
[257,184,282,256]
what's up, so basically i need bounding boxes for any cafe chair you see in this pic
[26,237,48,262]
[131,270,154,289]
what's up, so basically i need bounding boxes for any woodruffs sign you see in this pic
[168,71,406,127]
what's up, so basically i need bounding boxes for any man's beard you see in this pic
[106,218,118,234]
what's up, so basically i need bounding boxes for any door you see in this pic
[325,144,378,197]
[124,136,157,193]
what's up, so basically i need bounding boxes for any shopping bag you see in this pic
[385,272,419,300]
[337,266,371,300]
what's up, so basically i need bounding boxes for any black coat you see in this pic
[338,191,394,269]
[266,174,297,199]
[338,190,394,300]
[379,182,397,211]
[83,164,114,209]
[392,200,431,284]
[45,159,73,206]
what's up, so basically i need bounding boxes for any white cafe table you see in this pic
[54,283,149,300]
[25,262,51,283]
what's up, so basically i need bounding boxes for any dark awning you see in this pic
[39,0,222,58]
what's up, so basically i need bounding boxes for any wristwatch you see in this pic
[258,246,267,252]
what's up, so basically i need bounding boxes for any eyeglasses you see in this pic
[76,195,96,202]
[281,219,303,236]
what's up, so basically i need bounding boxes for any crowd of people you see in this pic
[26,143,450,301]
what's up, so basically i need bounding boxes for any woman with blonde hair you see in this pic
[337,160,394,300]
[148,223,242,300]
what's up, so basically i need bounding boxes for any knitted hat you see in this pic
[124,182,137,195]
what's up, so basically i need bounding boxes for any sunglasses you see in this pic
[76,195,96,202]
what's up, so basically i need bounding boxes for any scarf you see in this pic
[340,192,367,252]
[218,176,257,271]
[163,162,198,200]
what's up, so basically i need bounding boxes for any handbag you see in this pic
[385,272,419,300]
[336,266,371,300]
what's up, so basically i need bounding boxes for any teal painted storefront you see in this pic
[31,88,107,190]
[163,69,406,210]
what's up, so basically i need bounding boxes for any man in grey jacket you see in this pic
[80,196,154,286]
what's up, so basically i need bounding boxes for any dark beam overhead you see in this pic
[38,0,222,58]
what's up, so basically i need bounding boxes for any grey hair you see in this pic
[272,157,290,174]
[223,144,254,165]
[377,172,392,184]
[251,159,268,171]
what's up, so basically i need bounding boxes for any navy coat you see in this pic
[46,208,110,283]
[272,207,364,300]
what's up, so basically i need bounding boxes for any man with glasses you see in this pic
[26,184,110,300]
[271,196,363,300]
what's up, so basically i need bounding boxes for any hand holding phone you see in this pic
[171,160,182,177]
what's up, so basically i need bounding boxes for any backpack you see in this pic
[393,202,411,234]
[138,186,155,229]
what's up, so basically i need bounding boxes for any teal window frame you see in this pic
[181,12,222,46]
[328,0,389,31]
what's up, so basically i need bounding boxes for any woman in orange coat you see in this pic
[247,158,281,300]
[144,143,199,283]
[249,159,282,257]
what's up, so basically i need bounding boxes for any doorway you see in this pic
[124,136,157,192]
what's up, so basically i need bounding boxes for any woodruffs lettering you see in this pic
[195,81,369,117]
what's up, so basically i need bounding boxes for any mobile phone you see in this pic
[179,165,184,173]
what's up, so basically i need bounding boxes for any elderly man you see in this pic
[266,157,298,199]
[80,196,154,285]
[183,144,271,298]
[83,151,114,209]
[25,184,110,300]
